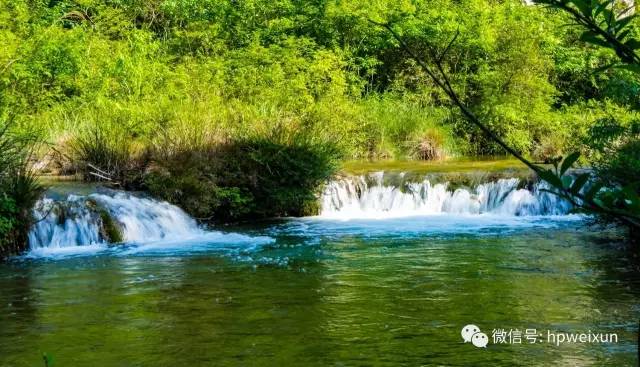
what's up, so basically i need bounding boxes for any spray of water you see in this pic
[27,192,273,257]
[320,173,570,219]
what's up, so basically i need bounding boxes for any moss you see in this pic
[98,209,123,244]
[341,158,531,175]
[54,204,66,226]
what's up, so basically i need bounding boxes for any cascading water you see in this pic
[27,192,273,257]
[26,173,579,258]
[320,172,572,219]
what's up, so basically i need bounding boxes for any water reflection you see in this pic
[0,227,638,366]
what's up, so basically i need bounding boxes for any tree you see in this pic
[372,0,640,234]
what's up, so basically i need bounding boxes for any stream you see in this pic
[0,171,638,366]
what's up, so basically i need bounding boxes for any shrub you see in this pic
[143,130,341,222]
[216,134,342,218]
[0,122,44,257]
[143,155,253,221]
[596,139,640,192]
[70,128,134,180]
[0,195,19,254]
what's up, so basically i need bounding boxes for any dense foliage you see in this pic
[536,0,640,234]
[143,130,341,221]
[0,122,43,257]
[0,0,639,252]
[2,0,638,160]
[365,0,640,235]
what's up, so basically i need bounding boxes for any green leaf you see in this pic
[616,15,636,33]
[571,0,593,17]
[538,169,564,189]
[570,173,590,194]
[562,175,573,189]
[560,152,580,175]
[618,29,631,41]
[594,0,615,18]
[584,181,604,201]
[621,186,640,208]
[624,39,640,50]
[593,197,604,208]
[579,31,610,48]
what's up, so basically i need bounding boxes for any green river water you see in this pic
[0,165,639,366]
[1,225,639,366]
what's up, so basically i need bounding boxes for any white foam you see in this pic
[320,175,571,220]
[26,192,274,259]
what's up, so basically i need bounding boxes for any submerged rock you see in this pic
[98,208,124,244]
[29,197,126,248]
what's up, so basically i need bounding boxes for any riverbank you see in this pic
[39,158,533,185]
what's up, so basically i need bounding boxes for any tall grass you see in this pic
[33,78,463,223]
[0,121,44,257]
[356,97,462,159]
[52,99,345,221]
[49,93,462,171]
[71,127,136,183]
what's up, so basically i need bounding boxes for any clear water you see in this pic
[1,176,639,366]
[1,221,639,366]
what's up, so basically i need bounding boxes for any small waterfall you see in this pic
[320,173,571,219]
[28,193,206,251]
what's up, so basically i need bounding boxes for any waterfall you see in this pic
[320,173,571,219]
[28,193,203,250]
[26,173,576,257]
[27,192,272,256]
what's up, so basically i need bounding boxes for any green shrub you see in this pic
[143,158,253,221]
[0,194,19,253]
[595,139,640,192]
[0,122,44,257]
[217,134,342,218]
[71,127,134,180]
[143,130,341,222]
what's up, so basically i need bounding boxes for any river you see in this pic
[0,170,638,366]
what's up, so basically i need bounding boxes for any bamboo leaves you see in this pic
[560,152,580,175]
[535,0,640,65]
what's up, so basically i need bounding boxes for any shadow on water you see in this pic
[138,256,329,366]
[0,263,38,358]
